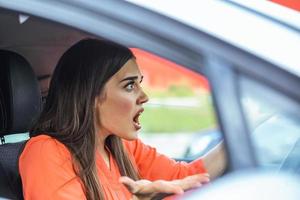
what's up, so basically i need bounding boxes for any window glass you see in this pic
[240,76,300,173]
[132,48,220,160]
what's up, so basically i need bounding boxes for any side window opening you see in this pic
[132,48,221,161]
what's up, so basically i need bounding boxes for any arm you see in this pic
[19,135,86,200]
[201,141,227,180]
[124,139,207,181]
[120,173,209,200]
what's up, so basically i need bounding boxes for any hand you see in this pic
[120,173,210,200]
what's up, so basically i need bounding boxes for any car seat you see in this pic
[0,50,41,200]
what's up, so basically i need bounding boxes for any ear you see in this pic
[94,96,102,130]
[95,95,101,109]
[96,88,107,104]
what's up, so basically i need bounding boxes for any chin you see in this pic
[124,131,138,141]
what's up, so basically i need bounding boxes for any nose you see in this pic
[137,89,149,105]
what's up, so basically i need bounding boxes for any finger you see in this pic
[185,173,210,183]
[119,176,140,193]
[173,174,210,191]
[139,180,184,195]
[184,173,210,183]
[155,182,184,195]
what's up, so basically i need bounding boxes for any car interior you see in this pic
[1,1,299,199]
[0,9,96,200]
[0,8,222,199]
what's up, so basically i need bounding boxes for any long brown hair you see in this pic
[30,38,140,199]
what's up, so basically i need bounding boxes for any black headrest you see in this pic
[0,50,41,136]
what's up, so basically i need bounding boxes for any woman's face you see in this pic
[95,59,148,140]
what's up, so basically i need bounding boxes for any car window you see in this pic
[132,48,221,160]
[239,75,300,172]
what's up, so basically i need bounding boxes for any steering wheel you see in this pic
[278,138,300,174]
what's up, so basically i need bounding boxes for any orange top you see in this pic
[19,135,206,199]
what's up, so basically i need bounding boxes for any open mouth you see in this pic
[133,109,144,130]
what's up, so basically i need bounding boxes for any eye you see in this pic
[124,81,135,92]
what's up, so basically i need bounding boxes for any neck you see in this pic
[97,132,106,154]
[96,130,111,169]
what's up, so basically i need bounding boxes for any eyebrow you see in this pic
[120,75,144,83]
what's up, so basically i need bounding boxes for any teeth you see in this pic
[134,112,142,124]
[133,111,143,130]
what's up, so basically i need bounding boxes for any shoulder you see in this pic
[19,135,85,199]
[20,134,72,167]
[123,138,143,154]
[23,134,69,155]
[122,138,158,163]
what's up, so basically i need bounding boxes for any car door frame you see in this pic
[1,0,300,172]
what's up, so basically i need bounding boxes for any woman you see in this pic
[19,39,220,200]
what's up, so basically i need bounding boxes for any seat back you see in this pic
[0,50,41,200]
